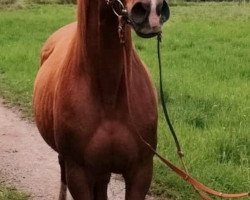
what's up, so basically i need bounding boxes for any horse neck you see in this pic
[75,0,132,107]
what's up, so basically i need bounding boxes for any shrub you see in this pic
[24,0,58,4]
[0,0,17,5]
[59,0,76,4]
[24,0,76,4]
[0,0,25,9]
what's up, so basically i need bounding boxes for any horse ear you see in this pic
[161,0,170,23]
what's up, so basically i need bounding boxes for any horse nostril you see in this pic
[131,2,150,25]
[156,3,163,16]
[159,0,170,23]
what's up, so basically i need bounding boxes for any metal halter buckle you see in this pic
[106,0,127,17]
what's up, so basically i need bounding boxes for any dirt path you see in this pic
[0,100,154,200]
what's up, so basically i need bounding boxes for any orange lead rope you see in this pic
[139,133,250,199]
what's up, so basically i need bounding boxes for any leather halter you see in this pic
[106,0,131,43]
[107,1,250,199]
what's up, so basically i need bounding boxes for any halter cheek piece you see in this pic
[106,0,131,43]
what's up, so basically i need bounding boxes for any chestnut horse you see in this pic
[33,0,169,199]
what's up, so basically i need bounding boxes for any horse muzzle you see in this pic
[128,0,170,38]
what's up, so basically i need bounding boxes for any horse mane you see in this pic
[73,0,101,71]
[77,0,88,41]
[59,0,90,74]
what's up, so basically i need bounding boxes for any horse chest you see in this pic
[55,99,157,172]
[84,120,140,172]
[53,68,157,171]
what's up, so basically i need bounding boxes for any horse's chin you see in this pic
[132,26,161,38]
[134,31,159,38]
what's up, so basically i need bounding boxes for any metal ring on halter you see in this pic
[110,0,126,17]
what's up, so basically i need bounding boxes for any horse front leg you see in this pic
[93,173,111,200]
[65,160,94,200]
[124,158,153,200]
[58,155,67,200]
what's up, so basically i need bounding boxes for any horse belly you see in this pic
[33,68,57,150]
[84,121,138,173]
[33,23,77,151]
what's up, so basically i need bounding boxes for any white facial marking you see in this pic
[148,0,161,30]
[151,0,158,12]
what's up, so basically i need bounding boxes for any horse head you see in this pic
[124,0,170,38]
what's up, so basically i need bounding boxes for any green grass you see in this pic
[0,4,75,116]
[0,186,29,200]
[0,3,249,200]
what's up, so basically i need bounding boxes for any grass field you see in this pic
[0,3,249,200]
[0,186,28,200]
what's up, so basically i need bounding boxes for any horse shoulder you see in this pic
[130,50,158,138]
[131,50,158,106]
[35,22,77,111]
[40,22,77,66]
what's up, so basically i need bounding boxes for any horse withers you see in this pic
[33,0,169,199]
